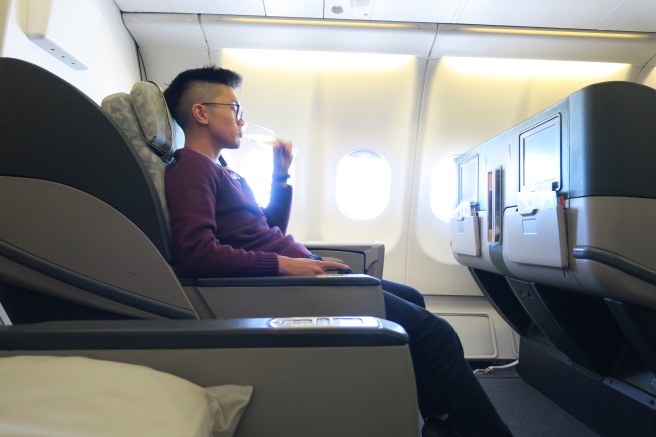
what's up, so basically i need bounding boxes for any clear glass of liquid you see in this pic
[241,122,277,147]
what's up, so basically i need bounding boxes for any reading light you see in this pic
[221,17,414,29]
[457,26,650,40]
[441,57,630,77]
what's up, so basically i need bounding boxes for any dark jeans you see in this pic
[381,280,511,437]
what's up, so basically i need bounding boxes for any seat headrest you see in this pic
[130,81,176,162]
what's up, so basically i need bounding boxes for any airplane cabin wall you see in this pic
[0,0,139,102]
[165,49,646,296]
[213,50,424,284]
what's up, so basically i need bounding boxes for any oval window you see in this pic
[336,150,391,220]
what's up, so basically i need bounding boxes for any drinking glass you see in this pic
[241,122,277,147]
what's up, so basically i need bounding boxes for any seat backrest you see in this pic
[0,58,195,321]
[100,81,178,237]
[0,57,173,263]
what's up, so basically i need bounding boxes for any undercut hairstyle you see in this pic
[163,66,243,129]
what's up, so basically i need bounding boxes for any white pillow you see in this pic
[0,356,252,437]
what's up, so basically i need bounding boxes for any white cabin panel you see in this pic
[122,0,170,13]
[214,0,265,16]
[122,13,206,50]
[140,48,211,87]
[0,0,139,102]
[610,0,656,32]
[264,0,323,19]
[455,0,519,26]
[166,0,219,14]
[369,0,462,23]
[116,0,265,15]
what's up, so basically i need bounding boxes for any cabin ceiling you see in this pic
[113,0,656,32]
[113,0,656,66]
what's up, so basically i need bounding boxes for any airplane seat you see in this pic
[0,57,385,322]
[100,77,386,318]
[100,80,176,237]
[449,81,656,377]
[101,80,387,278]
[448,81,656,435]
[0,317,419,436]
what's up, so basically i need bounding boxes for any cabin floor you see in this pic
[417,362,599,436]
[475,369,599,437]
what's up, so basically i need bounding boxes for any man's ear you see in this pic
[191,103,210,125]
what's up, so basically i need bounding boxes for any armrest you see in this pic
[0,318,418,437]
[182,273,380,287]
[0,317,406,350]
[180,275,386,319]
[302,240,385,279]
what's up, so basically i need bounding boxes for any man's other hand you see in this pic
[278,256,351,276]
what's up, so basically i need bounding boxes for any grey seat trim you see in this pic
[573,246,656,286]
[0,240,194,320]
[189,274,381,287]
[0,319,408,350]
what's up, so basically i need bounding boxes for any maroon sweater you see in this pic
[164,148,311,277]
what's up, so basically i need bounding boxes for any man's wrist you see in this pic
[272,173,290,183]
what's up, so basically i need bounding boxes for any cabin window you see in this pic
[336,150,390,220]
[237,147,295,207]
[430,154,459,222]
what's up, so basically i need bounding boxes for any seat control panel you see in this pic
[268,316,380,328]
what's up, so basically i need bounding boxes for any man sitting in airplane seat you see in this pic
[163,66,512,437]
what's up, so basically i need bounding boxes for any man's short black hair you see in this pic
[164,66,242,127]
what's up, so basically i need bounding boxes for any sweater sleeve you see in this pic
[262,183,293,234]
[165,153,279,278]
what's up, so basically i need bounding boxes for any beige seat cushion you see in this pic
[0,355,252,437]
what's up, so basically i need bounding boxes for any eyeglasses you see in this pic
[200,102,244,121]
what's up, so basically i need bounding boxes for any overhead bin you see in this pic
[433,25,656,65]
[122,13,656,65]
[122,13,438,57]
[201,15,438,56]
